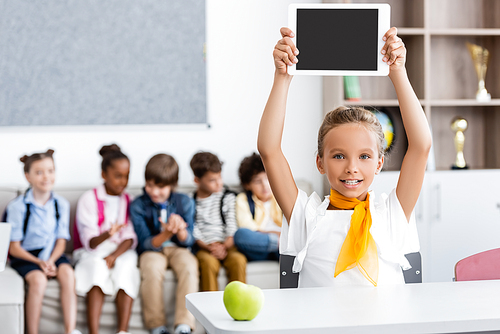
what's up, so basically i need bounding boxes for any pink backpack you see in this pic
[73,188,130,250]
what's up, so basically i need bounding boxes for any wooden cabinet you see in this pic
[323,0,500,171]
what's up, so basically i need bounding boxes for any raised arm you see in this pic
[257,27,299,223]
[382,27,432,221]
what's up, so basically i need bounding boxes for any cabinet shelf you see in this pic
[343,99,423,107]
[398,28,425,36]
[343,99,400,107]
[398,28,500,36]
[430,28,500,36]
[429,99,500,106]
[342,99,500,108]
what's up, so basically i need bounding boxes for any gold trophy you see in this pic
[450,117,468,169]
[466,42,491,102]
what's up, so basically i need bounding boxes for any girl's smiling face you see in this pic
[317,123,384,201]
[25,157,55,193]
[102,158,130,196]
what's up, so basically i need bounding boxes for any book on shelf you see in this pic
[343,76,361,101]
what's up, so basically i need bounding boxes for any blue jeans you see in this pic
[233,228,279,262]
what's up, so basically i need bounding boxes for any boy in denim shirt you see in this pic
[130,154,198,334]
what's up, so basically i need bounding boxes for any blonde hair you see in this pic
[317,106,385,158]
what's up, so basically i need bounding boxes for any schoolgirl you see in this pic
[258,27,432,287]
[6,149,79,334]
[73,144,139,334]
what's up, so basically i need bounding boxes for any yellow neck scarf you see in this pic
[330,189,378,286]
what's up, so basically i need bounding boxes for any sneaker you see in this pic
[174,324,191,334]
[151,326,170,334]
[69,330,83,334]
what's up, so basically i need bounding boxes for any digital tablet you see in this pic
[288,3,391,76]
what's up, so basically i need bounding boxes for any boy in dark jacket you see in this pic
[130,154,198,334]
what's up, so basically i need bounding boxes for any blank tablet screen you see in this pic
[296,9,379,71]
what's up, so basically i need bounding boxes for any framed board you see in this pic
[0,0,206,126]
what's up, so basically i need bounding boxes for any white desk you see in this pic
[186,280,500,334]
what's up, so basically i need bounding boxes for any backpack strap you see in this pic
[1,208,7,222]
[23,203,31,237]
[124,193,130,224]
[22,189,31,241]
[73,188,105,251]
[54,199,60,222]
[72,218,83,250]
[192,190,198,227]
[220,186,236,226]
[245,190,256,219]
[93,188,105,228]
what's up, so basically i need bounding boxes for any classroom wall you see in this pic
[0,0,324,194]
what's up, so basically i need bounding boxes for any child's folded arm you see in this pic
[178,195,196,235]
[129,200,161,253]
[172,230,194,248]
[171,195,196,248]
[120,221,138,250]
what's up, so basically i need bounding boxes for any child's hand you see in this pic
[46,260,57,277]
[165,214,186,234]
[273,27,299,75]
[108,222,124,237]
[381,27,406,74]
[208,242,227,260]
[104,254,117,269]
[39,260,57,277]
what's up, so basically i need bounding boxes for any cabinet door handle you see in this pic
[434,184,441,221]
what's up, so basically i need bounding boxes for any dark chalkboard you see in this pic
[0,0,206,126]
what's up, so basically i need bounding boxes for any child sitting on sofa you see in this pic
[73,144,139,334]
[130,153,198,334]
[190,152,247,291]
[6,149,80,334]
[234,153,282,261]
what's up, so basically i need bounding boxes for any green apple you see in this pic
[223,281,264,321]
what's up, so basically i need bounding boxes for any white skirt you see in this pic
[74,240,140,299]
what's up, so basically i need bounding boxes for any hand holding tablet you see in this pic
[287,3,391,76]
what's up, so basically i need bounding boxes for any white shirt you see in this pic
[104,194,120,226]
[280,189,420,288]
